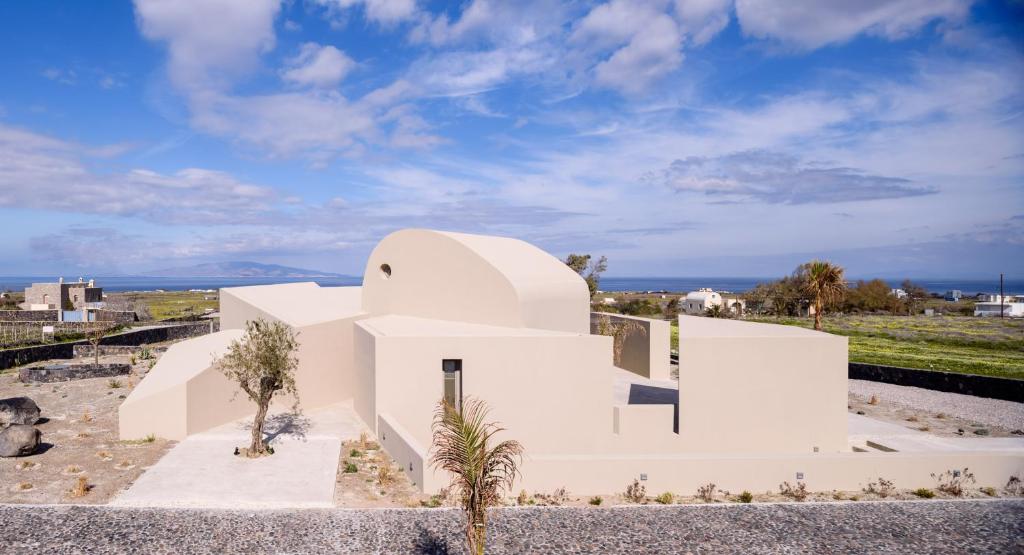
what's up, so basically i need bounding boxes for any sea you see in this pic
[1,275,1020,296]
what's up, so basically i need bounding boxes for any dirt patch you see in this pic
[0,348,174,504]
[333,436,432,508]
[847,392,1018,438]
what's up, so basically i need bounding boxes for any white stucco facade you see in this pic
[120,228,1023,494]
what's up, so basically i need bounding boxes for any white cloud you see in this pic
[281,43,355,88]
[647,150,936,203]
[571,0,685,93]
[0,123,283,225]
[734,0,972,49]
[673,0,731,45]
[133,0,281,89]
[313,0,418,26]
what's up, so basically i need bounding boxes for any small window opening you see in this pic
[380,263,392,279]
[443,359,462,412]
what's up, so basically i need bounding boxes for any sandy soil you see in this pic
[848,391,1019,438]
[0,348,174,504]
[333,436,436,508]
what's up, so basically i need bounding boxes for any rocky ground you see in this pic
[0,500,1021,554]
[0,347,173,504]
[849,379,1024,435]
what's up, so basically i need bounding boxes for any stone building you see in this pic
[22,278,103,310]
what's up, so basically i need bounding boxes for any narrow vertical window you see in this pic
[442,359,462,412]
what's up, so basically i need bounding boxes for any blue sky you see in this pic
[0,0,1022,278]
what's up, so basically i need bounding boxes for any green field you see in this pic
[109,291,219,321]
[747,315,1024,380]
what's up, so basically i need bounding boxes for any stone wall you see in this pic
[0,310,58,322]
[93,310,137,324]
[849,362,1024,403]
[0,321,216,370]
[73,345,141,357]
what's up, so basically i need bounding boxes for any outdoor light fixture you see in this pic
[640,473,647,481]
[796,472,804,480]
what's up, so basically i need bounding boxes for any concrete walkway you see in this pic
[112,403,366,509]
[1,500,1021,554]
[848,413,1024,452]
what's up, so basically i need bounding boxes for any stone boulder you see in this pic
[0,397,41,427]
[0,424,41,457]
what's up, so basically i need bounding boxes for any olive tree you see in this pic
[218,319,300,457]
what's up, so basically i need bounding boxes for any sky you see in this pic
[0,0,1022,279]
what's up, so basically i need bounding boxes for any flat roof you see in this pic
[678,315,841,339]
[222,282,364,327]
[357,314,583,338]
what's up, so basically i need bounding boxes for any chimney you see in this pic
[59,277,63,284]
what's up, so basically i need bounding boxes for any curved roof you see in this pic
[361,229,590,333]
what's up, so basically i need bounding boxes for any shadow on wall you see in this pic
[628,383,678,433]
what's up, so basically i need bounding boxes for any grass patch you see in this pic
[747,315,1024,380]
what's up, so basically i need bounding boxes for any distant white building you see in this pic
[975,299,1024,318]
[890,288,907,299]
[683,288,745,315]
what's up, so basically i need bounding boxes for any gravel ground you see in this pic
[849,379,1024,431]
[0,349,173,504]
[0,500,1021,554]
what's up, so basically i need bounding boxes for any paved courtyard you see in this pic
[1,499,1021,554]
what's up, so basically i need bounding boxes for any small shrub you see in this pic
[130,355,137,365]
[655,492,674,505]
[343,462,358,473]
[108,379,122,389]
[624,479,646,503]
[377,464,396,487]
[868,395,879,405]
[935,413,946,419]
[1005,476,1022,496]
[737,491,753,503]
[17,482,33,490]
[516,489,529,506]
[349,449,363,458]
[359,432,368,450]
[863,477,895,498]
[423,495,443,508]
[981,486,997,497]
[779,481,808,501]
[65,465,82,474]
[140,347,153,360]
[81,410,92,423]
[912,488,935,499]
[68,476,90,498]
[96,451,112,461]
[15,461,37,470]
[588,496,603,506]
[917,426,931,432]
[905,416,919,423]
[696,483,717,502]
[536,487,569,506]
[932,468,976,497]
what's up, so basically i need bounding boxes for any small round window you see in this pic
[380,263,392,279]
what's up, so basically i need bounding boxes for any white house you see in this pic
[682,288,745,315]
[975,300,1024,317]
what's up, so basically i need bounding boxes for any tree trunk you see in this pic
[249,399,269,456]
[813,298,823,331]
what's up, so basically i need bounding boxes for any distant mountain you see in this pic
[142,261,351,278]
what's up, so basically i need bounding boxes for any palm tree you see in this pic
[800,260,847,331]
[430,397,523,555]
